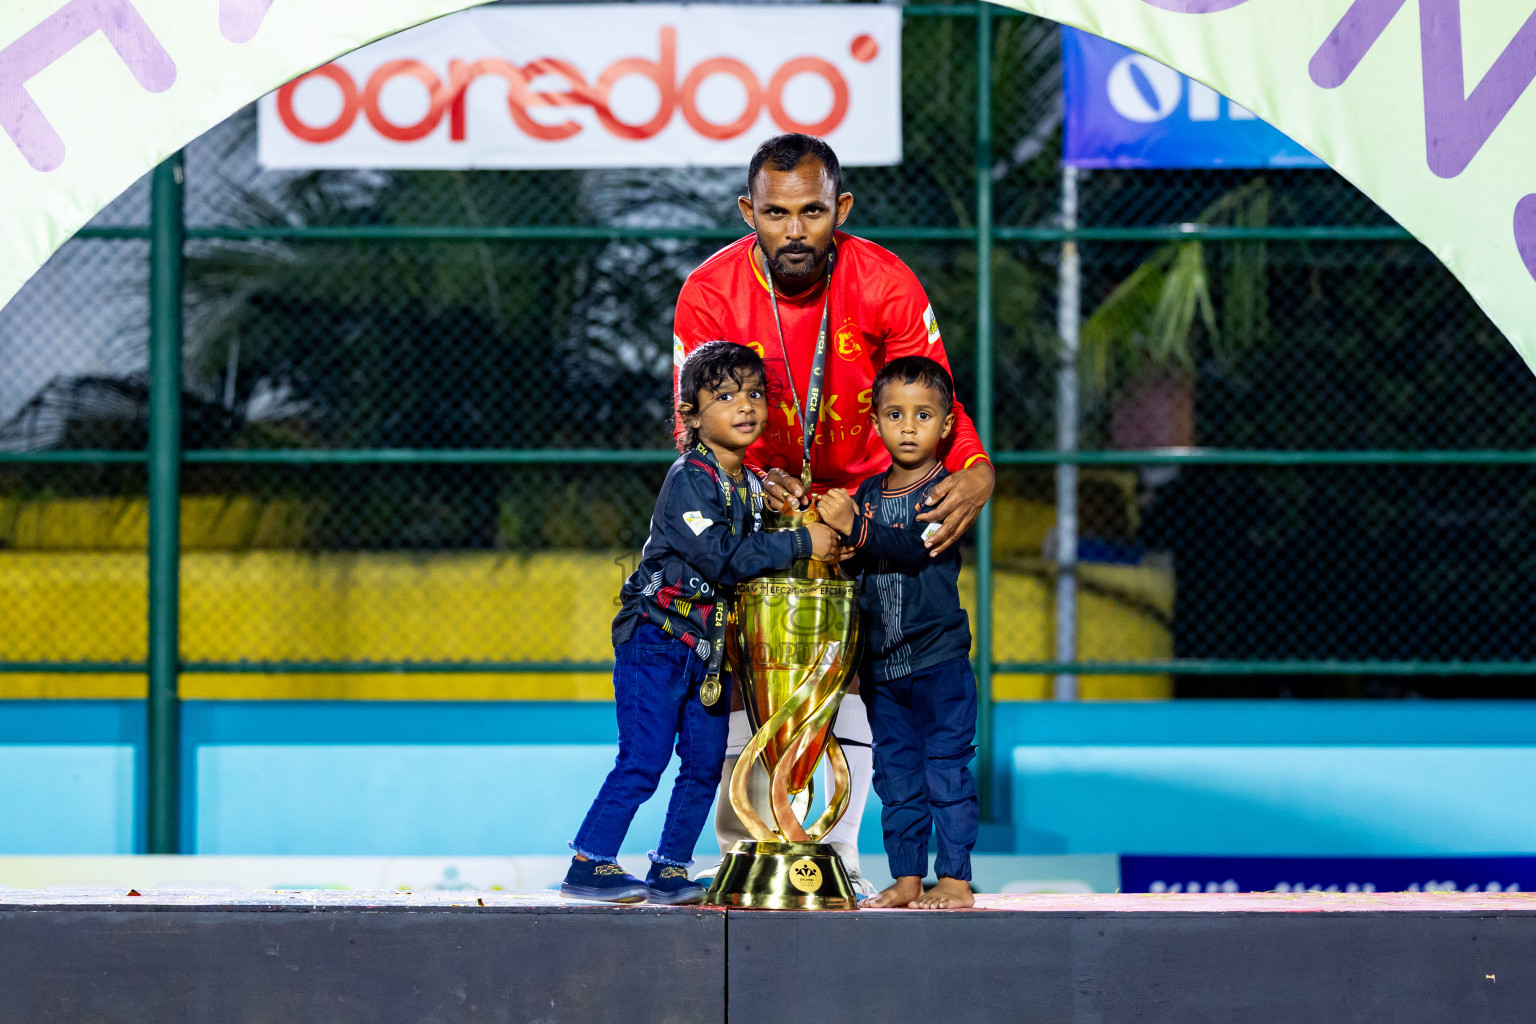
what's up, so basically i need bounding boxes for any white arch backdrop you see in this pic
[4,0,1535,374]
[0,0,491,307]
[997,0,1536,373]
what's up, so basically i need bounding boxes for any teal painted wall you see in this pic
[4,700,1536,856]
[0,745,136,853]
[1011,746,1536,855]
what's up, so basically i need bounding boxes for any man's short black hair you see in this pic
[747,134,844,198]
[871,356,954,413]
[676,341,773,452]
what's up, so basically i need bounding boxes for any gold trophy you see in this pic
[704,503,862,910]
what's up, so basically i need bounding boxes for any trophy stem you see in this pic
[769,670,849,841]
[729,641,843,842]
[804,735,851,842]
[727,736,779,843]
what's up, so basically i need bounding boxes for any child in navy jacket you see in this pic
[563,342,837,904]
[817,356,979,910]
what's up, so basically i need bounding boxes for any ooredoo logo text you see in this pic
[277,27,882,146]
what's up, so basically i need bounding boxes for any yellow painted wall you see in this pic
[0,552,1172,701]
[0,495,314,550]
[0,492,1171,700]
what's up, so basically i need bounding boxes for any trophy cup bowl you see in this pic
[704,519,861,910]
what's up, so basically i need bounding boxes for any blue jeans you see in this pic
[867,655,979,881]
[571,623,731,866]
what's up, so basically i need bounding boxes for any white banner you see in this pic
[256,4,901,169]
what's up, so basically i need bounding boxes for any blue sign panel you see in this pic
[1062,28,1324,169]
[1121,855,1536,895]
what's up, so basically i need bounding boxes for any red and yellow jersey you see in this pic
[672,232,990,493]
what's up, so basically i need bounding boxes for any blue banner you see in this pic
[1121,855,1536,895]
[1061,28,1323,170]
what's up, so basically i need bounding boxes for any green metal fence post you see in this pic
[974,1,997,822]
[147,152,185,854]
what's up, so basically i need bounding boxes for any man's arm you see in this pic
[878,261,990,473]
[879,262,995,555]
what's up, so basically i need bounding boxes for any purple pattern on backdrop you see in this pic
[1311,0,1536,179]
[1514,195,1536,282]
[1138,0,1536,288]
[1308,0,1407,89]
[1138,0,1254,11]
[220,0,276,44]
[0,0,176,172]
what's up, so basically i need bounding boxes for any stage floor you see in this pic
[8,886,1536,910]
[4,889,1533,1022]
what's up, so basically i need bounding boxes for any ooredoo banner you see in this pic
[256,5,902,169]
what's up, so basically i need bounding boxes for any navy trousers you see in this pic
[571,623,731,866]
[867,655,979,881]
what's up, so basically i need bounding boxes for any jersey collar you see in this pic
[882,463,944,497]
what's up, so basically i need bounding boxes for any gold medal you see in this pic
[700,676,722,706]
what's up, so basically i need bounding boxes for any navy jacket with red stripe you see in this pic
[841,465,972,682]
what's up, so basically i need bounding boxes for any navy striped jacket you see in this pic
[842,465,972,681]
[612,452,811,658]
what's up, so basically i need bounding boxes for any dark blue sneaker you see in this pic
[647,862,706,905]
[560,857,648,903]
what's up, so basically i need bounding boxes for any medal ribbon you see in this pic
[691,441,765,704]
[692,440,763,532]
[761,249,834,492]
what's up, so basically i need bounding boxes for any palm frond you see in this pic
[1077,179,1271,393]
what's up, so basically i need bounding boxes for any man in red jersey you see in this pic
[677,135,993,894]
[673,139,994,536]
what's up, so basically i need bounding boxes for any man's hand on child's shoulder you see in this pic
[816,489,857,536]
[916,462,995,556]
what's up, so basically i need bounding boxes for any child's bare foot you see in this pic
[910,876,974,909]
[861,875,923,908]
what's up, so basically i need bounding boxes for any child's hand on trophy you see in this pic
[816,489,857,535]
[805,522,840,561]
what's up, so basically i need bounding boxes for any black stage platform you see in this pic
[2,889,1533,1023]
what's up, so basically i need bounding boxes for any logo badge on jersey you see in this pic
[683,510,713,536]
[922,304,940,345]
[835,319,863,361]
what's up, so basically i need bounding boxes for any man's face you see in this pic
[738,158,854,289]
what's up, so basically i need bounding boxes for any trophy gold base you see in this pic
[703,840,859,910]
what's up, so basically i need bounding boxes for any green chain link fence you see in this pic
[4,3,1536,851]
